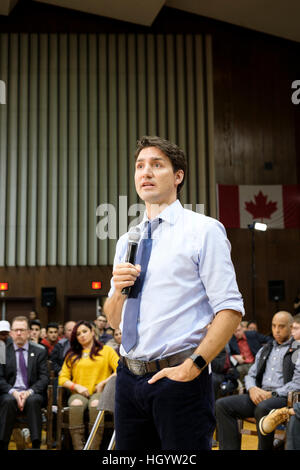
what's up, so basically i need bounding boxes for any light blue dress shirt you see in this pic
[108,200,244,361]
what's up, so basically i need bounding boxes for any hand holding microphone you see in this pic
[121,226,141,295]
[112,226,141,296]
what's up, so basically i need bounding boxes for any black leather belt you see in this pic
[120,348,195,376]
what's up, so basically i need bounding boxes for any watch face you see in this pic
[194,355,206,370]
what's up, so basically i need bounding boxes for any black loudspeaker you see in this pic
[268,280,285,302]
[41,287,56,308]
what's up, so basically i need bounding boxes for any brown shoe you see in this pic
[259,408,290,435]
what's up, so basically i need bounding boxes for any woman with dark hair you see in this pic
[58,320,119,449]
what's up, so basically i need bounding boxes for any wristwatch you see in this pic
[271,391,278,398]
[189,353,207,372]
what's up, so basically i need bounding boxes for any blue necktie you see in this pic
[122,220,159,353]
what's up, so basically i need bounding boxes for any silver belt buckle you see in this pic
[127,358,147,375]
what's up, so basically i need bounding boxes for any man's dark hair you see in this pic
[46,322,59,331]
[134,136,187,196]
[30,319,42,329]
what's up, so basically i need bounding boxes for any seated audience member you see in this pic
[291,313,300,341]
[40,327,47,340]
[28,310,38,322]
[50,321,76,376]
[57,322,65,340]
[293,290,300,315]
[41,322,59,356]
[106,326,114,337]
[94,314,113,344]
[58,320,119,450]
[106,328,122,356]
[216,311,300,450]
[0,316,48,450]
[29,319,44,346]
[0,321,11,365]
[247,320,258,331]
[0,320,11,345]
[258,314,300,450]
[211,345,239,400]
[228,321,271,384]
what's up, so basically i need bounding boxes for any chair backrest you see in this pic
[97,375,116,413]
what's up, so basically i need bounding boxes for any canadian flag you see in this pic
[217,184,300,229]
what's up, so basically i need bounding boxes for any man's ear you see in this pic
[175,170,184,185]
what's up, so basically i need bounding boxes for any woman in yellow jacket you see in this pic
[59,320,119,449]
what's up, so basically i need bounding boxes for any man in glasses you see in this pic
[0,316,48,450]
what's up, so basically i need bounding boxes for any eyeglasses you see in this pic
[11,328,28,333]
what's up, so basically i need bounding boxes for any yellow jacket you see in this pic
[58,345,119,395]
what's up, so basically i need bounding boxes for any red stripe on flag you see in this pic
[218,185,240,228]
[282,185,300,228]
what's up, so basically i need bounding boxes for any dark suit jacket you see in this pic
[0,341,49,400]
[229,330,272,358]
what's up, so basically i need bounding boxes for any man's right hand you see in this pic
[249,386,271,405]
[233,354,245,364]
[112,263,141,294]
[12,390,24,411]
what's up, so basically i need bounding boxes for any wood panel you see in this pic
[0,3,299,332]
[0,266,112,327]
[227,228,300,334]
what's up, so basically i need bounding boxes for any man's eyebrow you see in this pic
[136,156,165,162]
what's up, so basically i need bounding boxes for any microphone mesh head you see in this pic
[128,226,141,242]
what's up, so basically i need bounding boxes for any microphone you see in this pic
[121,226,141,295]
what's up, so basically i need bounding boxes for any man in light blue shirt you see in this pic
[104,135,244,450]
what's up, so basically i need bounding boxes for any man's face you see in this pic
[10,320,30,347]
[95,316,107,330]
[47,327,58,343]
[114,328,122,344]
[234,324,245,340]
[291,322,300,341]
[0,331,10,342]
[134,147,183,207]
[30,325,41,341]
[272,313,291,344]
[65,322,76,340]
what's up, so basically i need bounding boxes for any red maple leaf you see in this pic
[245,191,277,220]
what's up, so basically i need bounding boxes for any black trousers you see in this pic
[0,393,44,445]
[115,362,216,450]
[215,393,287,450]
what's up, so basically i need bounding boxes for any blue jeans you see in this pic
[115,362,215,450]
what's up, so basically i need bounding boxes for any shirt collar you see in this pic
[272,337,293,348]
[13,341,29,352]
[140,199,183,228]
